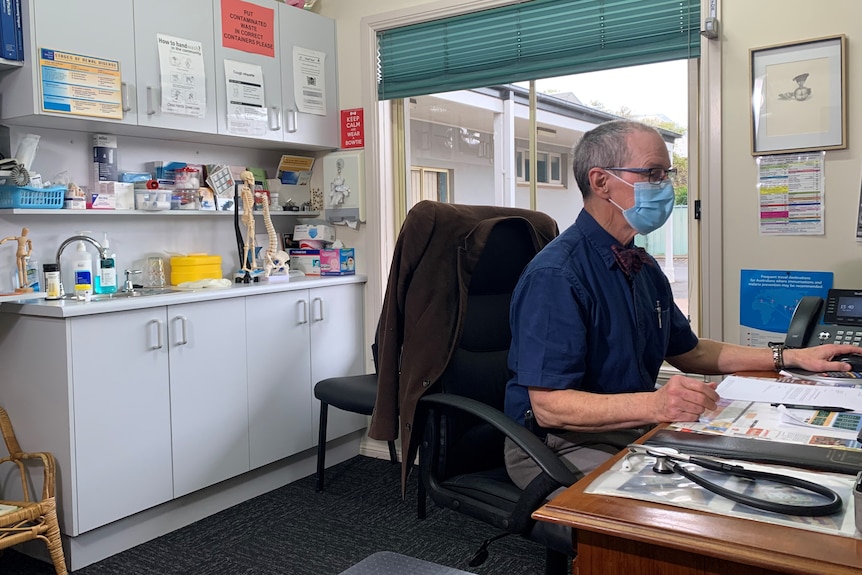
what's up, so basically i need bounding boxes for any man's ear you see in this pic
[588,167,610,198]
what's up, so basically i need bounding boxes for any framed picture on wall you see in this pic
[750,35,847,155]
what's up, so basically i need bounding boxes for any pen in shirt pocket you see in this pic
[655,300,662,328]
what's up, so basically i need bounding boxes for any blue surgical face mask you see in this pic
[606,172,675,235]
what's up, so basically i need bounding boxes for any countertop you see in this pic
[0,274,367,318]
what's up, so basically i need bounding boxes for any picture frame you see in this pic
[750,35,847,155]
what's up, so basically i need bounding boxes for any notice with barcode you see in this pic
[293,46,326,116]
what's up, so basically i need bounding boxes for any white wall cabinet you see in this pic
[246,283,365,469]
[0,0,139,126]
[69,308,173,534]
[0,0,338,149]
[133,1,219,133]
[168,298,249,497]
[0,282,364,537]
[278,3,339,149]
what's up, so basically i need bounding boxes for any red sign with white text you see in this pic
[341,108,365,149]
[221,0,275,57]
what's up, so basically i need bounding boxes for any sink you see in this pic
[62,288,183,302]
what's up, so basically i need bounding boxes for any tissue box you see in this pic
[320,248,355,276]
[293,224,335,243]
[289,249,321,275]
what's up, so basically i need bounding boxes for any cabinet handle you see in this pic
[146,86,156,116]
[121,82,132,113]
[312,297,324,322]
[149,319,163,350]
[173,315,189,346]
[268,106,281,131]
[286,108,298,133]
[297,299,308,324]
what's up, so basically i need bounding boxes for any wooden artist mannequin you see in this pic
[0,227,33,292]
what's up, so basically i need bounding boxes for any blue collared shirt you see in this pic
[504,210,698,425]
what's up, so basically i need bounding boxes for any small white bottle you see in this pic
[72,240,94,299]
[95,232,117,294]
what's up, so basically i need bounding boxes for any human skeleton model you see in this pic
[240,170,257,272]
[329,158,350,207]
[258,188,279,277]
[0,227,33,291]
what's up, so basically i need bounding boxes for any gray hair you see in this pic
[572,120,659,198]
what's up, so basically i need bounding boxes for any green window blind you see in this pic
[378,0,700,100]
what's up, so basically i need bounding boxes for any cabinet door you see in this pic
[309,283,367,441]
[246,290,313,469]
[278,5,339,148]
[168,298,249,497]
[133,0,217,132]
[212,0,283,142]
[70,308,173,533]
[31,0,138,125]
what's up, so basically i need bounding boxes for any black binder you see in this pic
[645,429,862,475]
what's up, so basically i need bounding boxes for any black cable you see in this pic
[669,459,843,517]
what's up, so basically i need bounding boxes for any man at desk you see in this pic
[504,119,862,489]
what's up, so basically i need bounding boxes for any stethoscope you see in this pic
[623,445,843,516]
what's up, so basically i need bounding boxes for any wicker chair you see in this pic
[0,407,67,575]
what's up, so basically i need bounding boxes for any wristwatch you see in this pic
[768,341,786,371]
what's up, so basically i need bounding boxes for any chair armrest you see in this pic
[0,451,56,500]
[419,393,577,487]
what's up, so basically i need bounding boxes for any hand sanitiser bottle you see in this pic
[95,232,117,294]
[73,240,94,299]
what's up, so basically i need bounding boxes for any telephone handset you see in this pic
[785,289,862,348]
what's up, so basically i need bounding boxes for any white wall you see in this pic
[720,0,862,339]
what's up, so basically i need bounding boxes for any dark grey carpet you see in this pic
[3,455,557,574]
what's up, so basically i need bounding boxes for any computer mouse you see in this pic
[833,353,862,371]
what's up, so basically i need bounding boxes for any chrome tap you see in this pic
[55,234,107,298]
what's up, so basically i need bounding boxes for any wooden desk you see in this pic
[533,426,862,575]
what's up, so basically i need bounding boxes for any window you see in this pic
[516,149,563,185]
[410,167,451,204]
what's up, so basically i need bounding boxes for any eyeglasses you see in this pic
[602,167,678,185]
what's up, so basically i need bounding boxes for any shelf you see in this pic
[0,58,24,72]
[1,209,322,217]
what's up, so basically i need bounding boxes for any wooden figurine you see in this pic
[0,227,33,292]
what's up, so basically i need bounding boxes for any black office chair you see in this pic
[416,218,576,575]
[314,340,398,492]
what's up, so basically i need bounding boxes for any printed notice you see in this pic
[224,59,267,136]
[157,34,206,118]
[221,0,275,57]
[293,47,325,116]
[39,48,122,120]
[738,269,832,346]
[758,152,825,235]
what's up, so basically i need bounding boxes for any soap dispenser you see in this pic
[95,232,117,294]
[72,240,94,298]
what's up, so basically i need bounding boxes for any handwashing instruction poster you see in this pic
[739,269,832,346]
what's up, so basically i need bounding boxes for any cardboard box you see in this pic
[293,224,335,243]
[320,248,355,276]
[92,181,134,210]
[289,249,320,275]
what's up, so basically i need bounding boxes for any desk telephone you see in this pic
[786,289,862,350]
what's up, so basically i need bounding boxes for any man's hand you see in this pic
[651,375,719,422]
[784,344,862,372]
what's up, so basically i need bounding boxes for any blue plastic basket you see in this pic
[0,185,65,209]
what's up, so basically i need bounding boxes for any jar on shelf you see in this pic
[173,166,200,189]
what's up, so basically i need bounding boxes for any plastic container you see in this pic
[0,185,64,209]
[173,166,201,189]
[134,189,172,211]
[95,232,117,294]
[72,241,94,298]
[170,254,222,285]
[43,263,61,299]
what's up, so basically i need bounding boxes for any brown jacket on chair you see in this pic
[368,201,559,491]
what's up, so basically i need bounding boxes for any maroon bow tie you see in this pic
[611,244,652,277]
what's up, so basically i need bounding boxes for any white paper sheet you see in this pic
[224,59,267,136]
[293,46,325,115]
[717,375,862,412]
[157,34,206,118]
